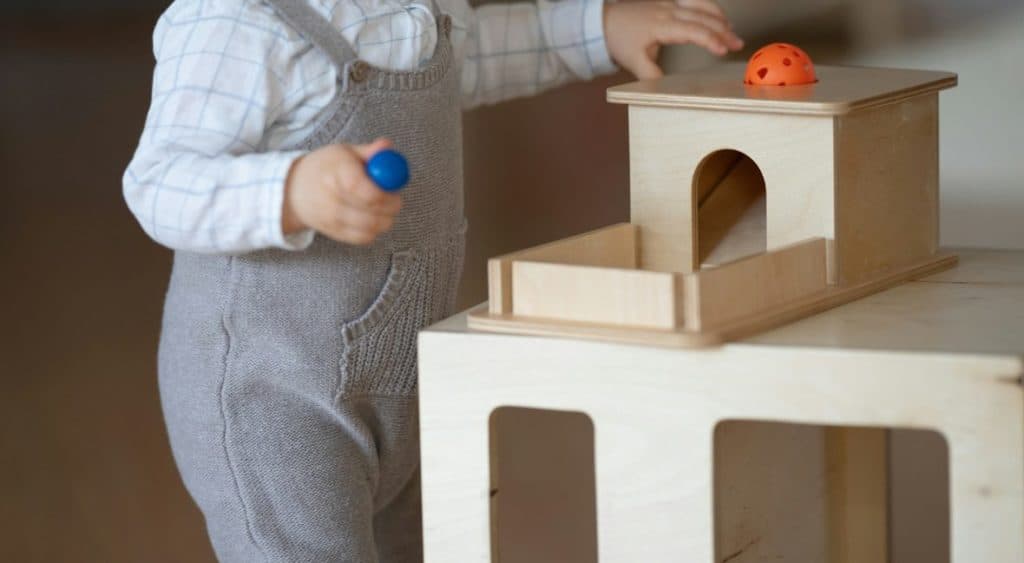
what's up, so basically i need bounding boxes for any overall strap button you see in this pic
[349,61,370,83]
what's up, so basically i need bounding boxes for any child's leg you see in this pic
[374,472,423,563]
[157,231,465,561]
[159,340,421,562]
[350,396,424,563]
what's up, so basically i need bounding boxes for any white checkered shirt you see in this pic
[124,0,616,253]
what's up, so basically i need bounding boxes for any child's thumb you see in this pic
[630,54,663,80]
[352,138,393,161]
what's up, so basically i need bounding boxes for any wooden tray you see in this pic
[468,223,957,348]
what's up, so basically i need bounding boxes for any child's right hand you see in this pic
[282,139,402,245]
[604,0,744,79]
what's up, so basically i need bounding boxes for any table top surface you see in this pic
[430,248,1024,359]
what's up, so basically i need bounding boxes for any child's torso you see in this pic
[244,0,473,152]
[163,0,467,393]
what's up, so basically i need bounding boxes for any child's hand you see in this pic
[283,139,402,245]
[603,0,744,79]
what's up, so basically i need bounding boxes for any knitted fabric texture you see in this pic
[158,0,465,559]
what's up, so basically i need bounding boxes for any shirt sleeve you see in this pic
[456,0,618,109]
[123,0,315,254]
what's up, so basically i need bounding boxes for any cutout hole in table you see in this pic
[714,420,949,563]
[489,407,597,563]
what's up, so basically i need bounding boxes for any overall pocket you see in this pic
[336,230,467,399]
[336,248,424,398]
[339,250,416,343]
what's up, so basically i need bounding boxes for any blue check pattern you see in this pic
[124,0,616,253]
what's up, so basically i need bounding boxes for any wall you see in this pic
[849,5,1024,249]
[1,1,1018,561]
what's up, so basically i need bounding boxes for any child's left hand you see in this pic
[604,0,744,79]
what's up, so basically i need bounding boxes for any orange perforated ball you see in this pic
[744,43,817,86]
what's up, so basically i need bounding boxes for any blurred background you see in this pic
[1,0,1021,561]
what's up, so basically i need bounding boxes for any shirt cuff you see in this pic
[584,0,618,76]
[265,150,316,251]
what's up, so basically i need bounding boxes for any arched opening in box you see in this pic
[713,420,950,563]
[693,149,767,268]
[488,407,597,563]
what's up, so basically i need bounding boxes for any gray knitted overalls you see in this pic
[157,0,464,560]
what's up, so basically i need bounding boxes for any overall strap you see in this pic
[424,0,441,18]
[265,0,360,68]
[266,0,445,69]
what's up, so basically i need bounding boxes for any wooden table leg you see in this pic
[943,386,1024,563]
[825,427,889,563]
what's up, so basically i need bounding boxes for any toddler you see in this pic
[124,0,741,560]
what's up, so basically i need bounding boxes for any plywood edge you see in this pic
[488,257,513,315]
[682,274,701,331]
[840,77,954,116]
[607,68,957,116]
[467,305,722,349]
[607,79,955,115]
[491,223,637,266]
[512,260,669,280]
[607,91,846,116]
[607,93,835,116]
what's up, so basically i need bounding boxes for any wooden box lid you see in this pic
[607,63,956,116]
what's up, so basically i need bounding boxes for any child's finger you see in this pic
[351,138,393,161]
[655,20,729,56]
[629,51,664,80]
[353,190,402,215]
[334,226,379,246]
[370,192,402,216]
[702,24,743,51]
[675,0,726,21]
[672,8,730,35]
[675,0,742,49]
[666,16,741,51]
[340,172,402,211]
[334,204,395,235]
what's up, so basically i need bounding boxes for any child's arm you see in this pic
[457,0,742,108]
[123,1,399,254]
[457,0,613,109]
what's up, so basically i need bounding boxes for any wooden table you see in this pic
[418,249,1024,563]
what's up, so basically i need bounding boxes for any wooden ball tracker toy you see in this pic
[469,45,959,347]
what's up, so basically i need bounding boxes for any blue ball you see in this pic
[366,149,410,192]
